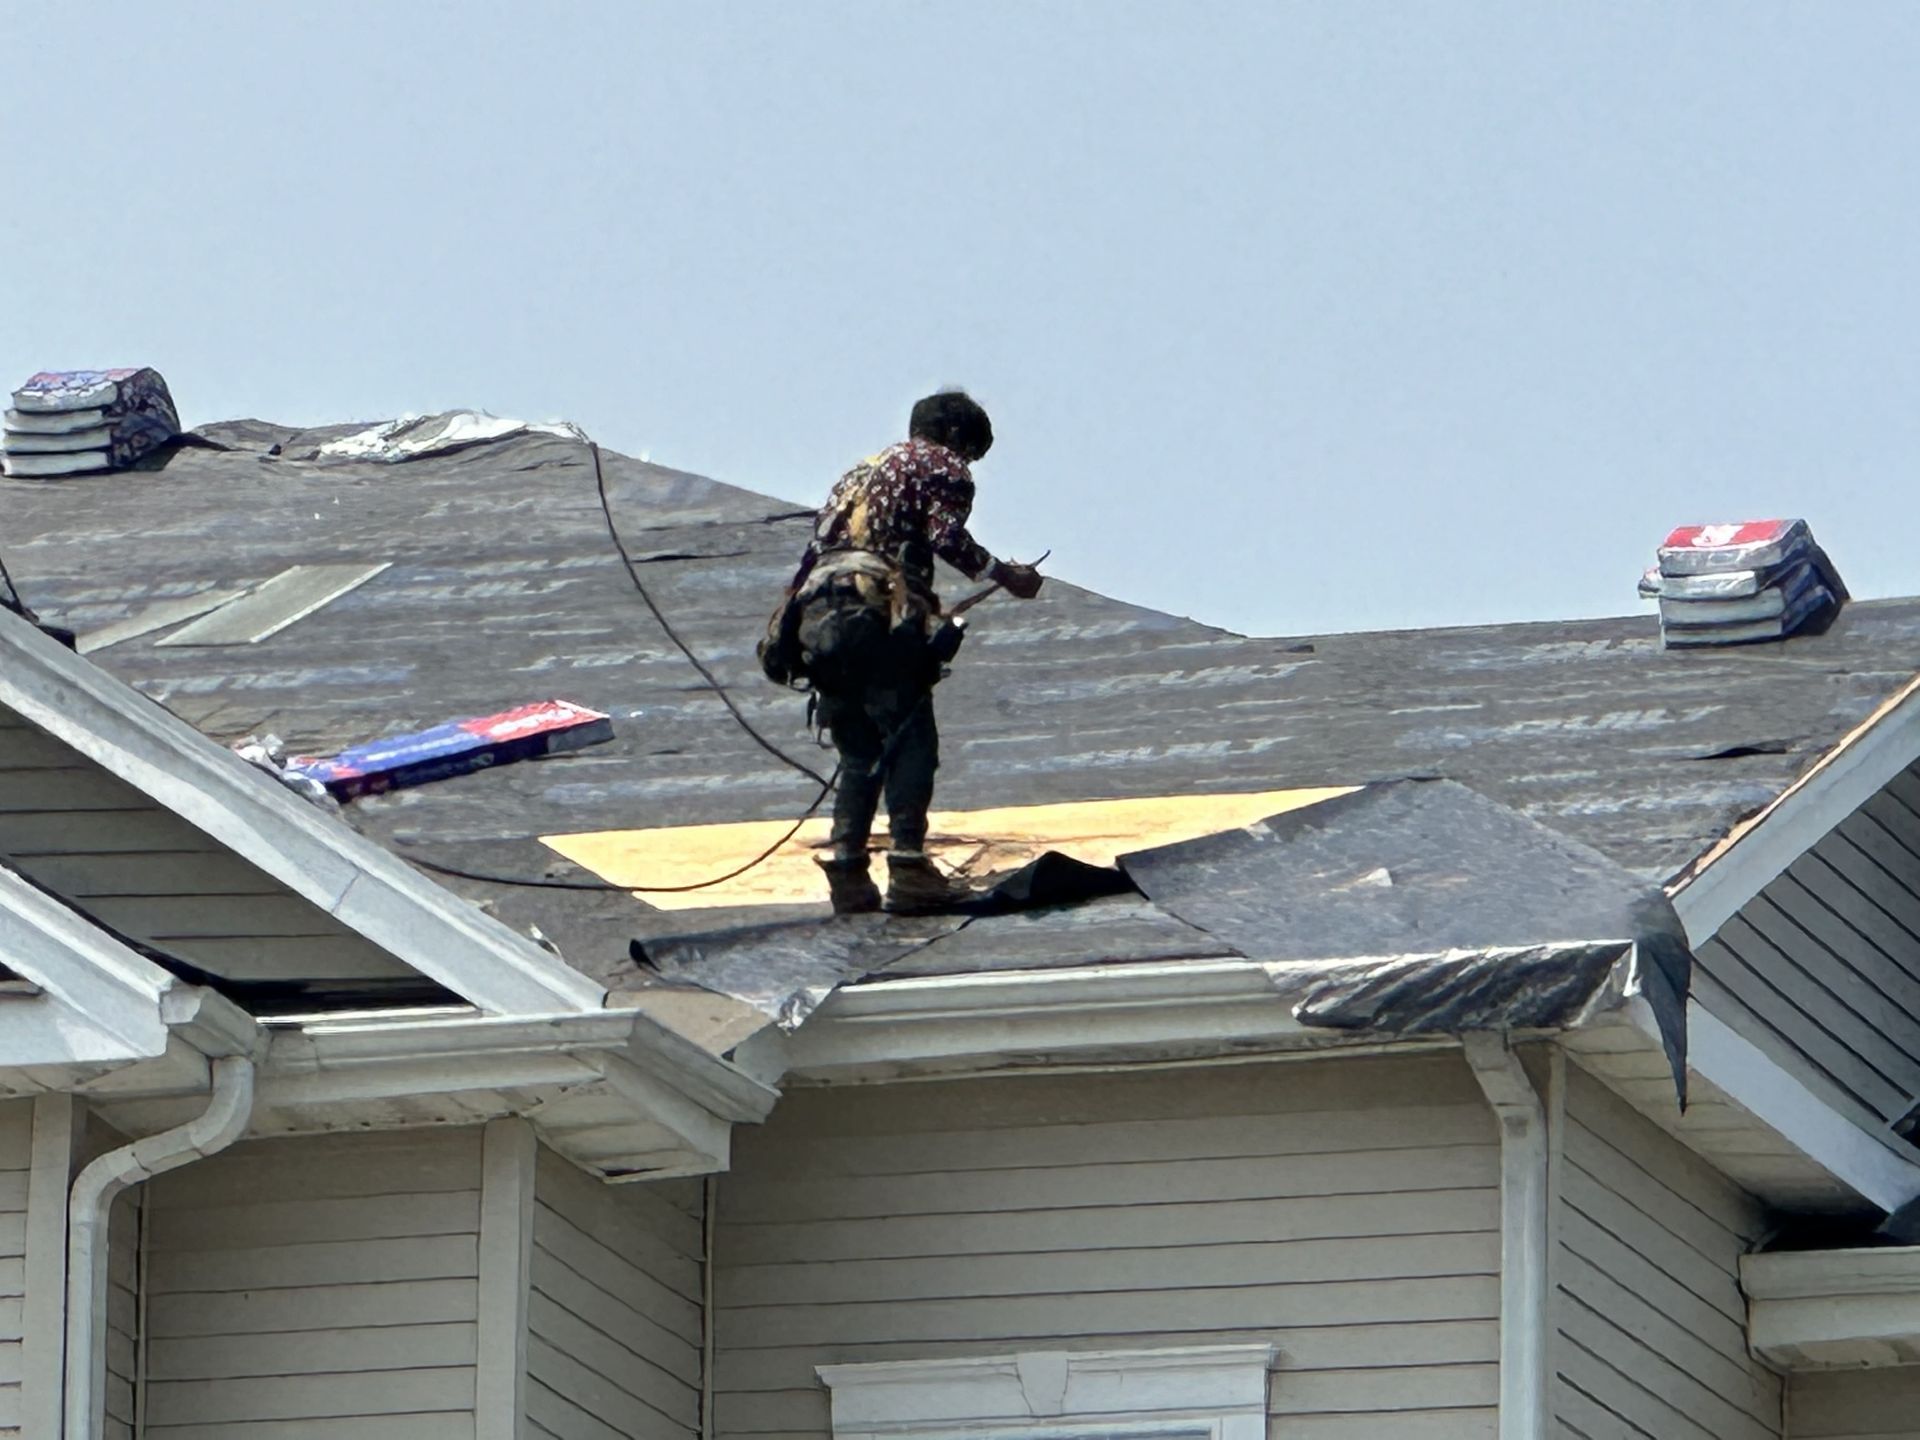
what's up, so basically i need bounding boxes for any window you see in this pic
[816,1344,1275,1440]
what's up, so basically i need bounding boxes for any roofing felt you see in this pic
[7,420,1920,999]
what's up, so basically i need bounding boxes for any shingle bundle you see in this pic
[2,368,180,478]
[1641,519,1847,647]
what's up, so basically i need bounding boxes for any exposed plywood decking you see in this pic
[711,1053,1501,1440]
[1553,1065,1782,1440]
[140,1127,485,1438]
[527,1146,705,1439]
[545,788,1352,911]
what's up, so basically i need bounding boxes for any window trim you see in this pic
[816,1343,1276,1440]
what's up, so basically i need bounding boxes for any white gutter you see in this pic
[1463,1032,1549,1440]
[63,1056,255,1440]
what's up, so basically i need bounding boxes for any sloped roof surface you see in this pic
[8,421,1920,991]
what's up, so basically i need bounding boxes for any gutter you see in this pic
[64,1055,254,1440]
[1463,1033,1550,1440]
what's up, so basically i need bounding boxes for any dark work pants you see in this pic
[797,590,939,859]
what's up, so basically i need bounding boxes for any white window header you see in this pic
[816,1344,1275,1440]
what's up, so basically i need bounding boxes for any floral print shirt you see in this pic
[809,439,994,592]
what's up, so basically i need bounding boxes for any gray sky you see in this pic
[7,2,1918,637]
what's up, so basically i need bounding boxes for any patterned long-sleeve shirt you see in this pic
[808,439,994,596]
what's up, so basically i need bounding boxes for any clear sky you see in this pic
[7,2,1919,637]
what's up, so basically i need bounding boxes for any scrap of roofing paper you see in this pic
[545,787,1354,911]
[1120,778,1694,1099]
[309,411,586,463]
[626,858,1138,1029]
[632,913,970,1030]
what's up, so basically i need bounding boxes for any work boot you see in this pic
[817,854,881,915]
[884,850,973,914]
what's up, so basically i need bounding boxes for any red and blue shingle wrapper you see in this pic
[286,700,614,801]
[2,368,181,477]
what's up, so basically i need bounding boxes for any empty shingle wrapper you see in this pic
[2,368,180,477]
[1649,519,1846,647]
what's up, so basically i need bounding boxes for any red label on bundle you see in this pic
[1661,520,1792,551]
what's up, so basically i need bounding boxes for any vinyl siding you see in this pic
[0,1102,30,1438]
[141,1126,484,1439]
[713,1053,1502,1440]
[1693,762,1920,1136]
[526,1147,705,1439]
[1555,1063,1783,1440]
[0,709,416,993]
[1789,1369,1920,1438]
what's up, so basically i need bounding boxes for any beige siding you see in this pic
[713,1053,1502,1440]
[142,1126,484,1439]
[527,1146,704,1439]
[0,712,415,990]
[1790,1370,1920,1438]
[0,1102,31,1438]
[1555,1063,1783,1440]
[1693,763,1920,1136]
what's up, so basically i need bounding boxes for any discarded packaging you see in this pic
[285,700,614,801]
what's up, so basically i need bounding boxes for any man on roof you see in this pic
[763,390,1043,915]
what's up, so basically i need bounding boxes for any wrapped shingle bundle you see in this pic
[2,368,180,477]
[1641,519,1847,647]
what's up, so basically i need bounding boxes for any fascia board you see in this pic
[0,609,604,1016]
[1669,672,1920,942]
[0,864,173,1062]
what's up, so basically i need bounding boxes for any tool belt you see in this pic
[758,550,961,687]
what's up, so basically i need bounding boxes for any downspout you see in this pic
[64,1056,255,1440]
[1463,1032,1550,1440]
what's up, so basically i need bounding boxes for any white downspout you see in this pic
[64,1055,255,1440]
[1463,1032,1550,1440]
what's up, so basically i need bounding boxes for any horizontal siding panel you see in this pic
[734,1101,1498,1178]
[146,1414,474,1439]
[527,1338,684,1438]
[146,1368,475,1426]
[149,1323,479,1381]
[145,1128,483,1434]
[722,1274,1498,1349]
[147,1234,478,1294]
[724,1186,1498,1266]
[0,807,218,854]
[149,1191,481,1251]
[715,1057,1500,1440]
[148,1278,478,1337]
[151,1130,481,1208]
[719,1143,1499,1224]
[719,1231,1500,1308]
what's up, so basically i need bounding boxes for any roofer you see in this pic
[761,390,1044,914]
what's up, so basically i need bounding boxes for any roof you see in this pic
[9,419,1920,1002]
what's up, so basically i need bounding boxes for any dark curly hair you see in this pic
[908,389,993,462]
